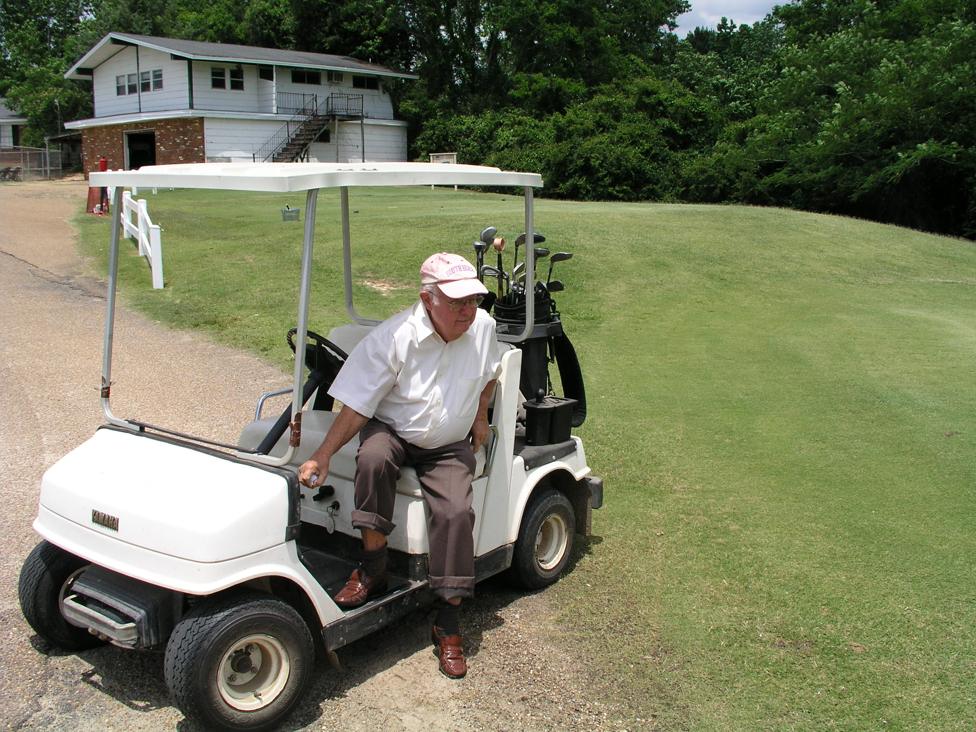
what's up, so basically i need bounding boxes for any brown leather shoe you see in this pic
[431,625,467,679]
[333,568,387,608]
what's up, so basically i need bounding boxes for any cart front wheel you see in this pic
[164,593,314,732]
[509,489,576,589]
[18,540,106,651]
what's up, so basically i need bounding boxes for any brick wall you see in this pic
[81,117,205,177]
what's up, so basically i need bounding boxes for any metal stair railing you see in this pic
[254,93,367,163]
[253,93,318,162]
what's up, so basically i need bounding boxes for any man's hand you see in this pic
[469,413,490,452]
[296,406,369,488]
[298,458,328,487]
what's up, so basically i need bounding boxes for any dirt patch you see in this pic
[363,278,407,295]
[0,178,92,277]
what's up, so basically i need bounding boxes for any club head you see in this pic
[480,226,497,244]
[514,232,546,247]
[551,251,573,263]
[473,240,488,254]
[533,247,550,259]
[480,265,508,283]
[547,280,565,292]
[513,262,525,278]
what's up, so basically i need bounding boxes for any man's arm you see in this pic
[469,379,496,452]
[298,405,369,486]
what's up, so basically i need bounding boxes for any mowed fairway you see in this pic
[78,187,976,729]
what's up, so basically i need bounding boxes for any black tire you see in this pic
[508,489,576,590]
[164,593,315,732]
[18,540,106,651]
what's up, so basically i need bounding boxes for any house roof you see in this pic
[0,97,27,123]
[65,33,418,81]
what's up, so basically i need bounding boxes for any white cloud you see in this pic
[673,0,777,36]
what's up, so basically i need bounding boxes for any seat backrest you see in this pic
[327,323,374,355]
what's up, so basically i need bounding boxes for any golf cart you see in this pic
[18,162,603,731]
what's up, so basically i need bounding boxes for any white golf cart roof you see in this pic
[90,161,543,192]
[95,161,545,466]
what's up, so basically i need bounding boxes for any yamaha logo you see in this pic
[91,509,119,531]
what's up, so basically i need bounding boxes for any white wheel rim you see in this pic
[535,513,570,572]
[217,633,291,711]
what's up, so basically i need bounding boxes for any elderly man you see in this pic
[298,252,500,679]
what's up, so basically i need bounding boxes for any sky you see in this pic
[673,0,779,36]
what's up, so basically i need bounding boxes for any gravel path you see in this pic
[0,180,619,731]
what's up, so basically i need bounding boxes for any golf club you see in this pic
[512,232,545,277]
[473,240,488,280]
[480,226,497,244]
[547,279,565,292]
[480,265,510,295]
[546,251,573,285]
[475,226,496,283]
[492,236,506,296]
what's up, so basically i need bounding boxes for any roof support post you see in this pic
[101,185,134,428]
[247,187,319,466]
[521,186,535,340]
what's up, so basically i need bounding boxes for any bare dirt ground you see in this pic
[0,179,619,731]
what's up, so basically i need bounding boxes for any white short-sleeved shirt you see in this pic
[329,302,502,449]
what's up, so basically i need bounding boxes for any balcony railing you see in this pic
[276,92,318,116]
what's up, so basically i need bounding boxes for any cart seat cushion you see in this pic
[238,410,485,498]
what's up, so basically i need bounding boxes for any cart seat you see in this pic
[238,410,486,496]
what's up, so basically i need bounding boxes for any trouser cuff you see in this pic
[429,575,475,601]
[350,510,395,535]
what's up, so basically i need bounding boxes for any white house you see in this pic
[64,33,417,174]
[0,97,27,147]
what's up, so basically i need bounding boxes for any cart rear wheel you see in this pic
[509,489,575,589]
[18,541,106,651]
[164,593,314,732]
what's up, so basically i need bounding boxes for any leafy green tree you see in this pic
[0,0,94,143]
[695,1,976,236]
[291,0,410,67]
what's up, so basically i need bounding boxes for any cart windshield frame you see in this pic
[91,162,544,466]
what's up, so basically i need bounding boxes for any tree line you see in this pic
[2,0,974,238]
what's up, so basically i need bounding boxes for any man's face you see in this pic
[421,288,482,342]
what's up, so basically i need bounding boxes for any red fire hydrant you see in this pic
[98,156,108,213]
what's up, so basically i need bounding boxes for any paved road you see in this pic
[0,180,613,732]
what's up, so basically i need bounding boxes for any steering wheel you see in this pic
[254,329,348,455]
[286,328,348,375]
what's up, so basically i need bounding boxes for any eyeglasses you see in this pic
[437,294,484,311]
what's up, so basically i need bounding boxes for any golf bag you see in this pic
[491,284,587,427]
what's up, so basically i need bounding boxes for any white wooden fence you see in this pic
[121,190,164,289]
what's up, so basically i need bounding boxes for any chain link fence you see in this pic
[0,146,64,180]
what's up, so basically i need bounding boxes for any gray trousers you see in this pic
[350,419,477,600]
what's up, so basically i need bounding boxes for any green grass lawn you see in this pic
[77,187,976,730]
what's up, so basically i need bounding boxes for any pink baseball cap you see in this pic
[420,252,488,299]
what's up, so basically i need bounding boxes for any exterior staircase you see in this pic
[272,114,331,162]
[256,93,365,163]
